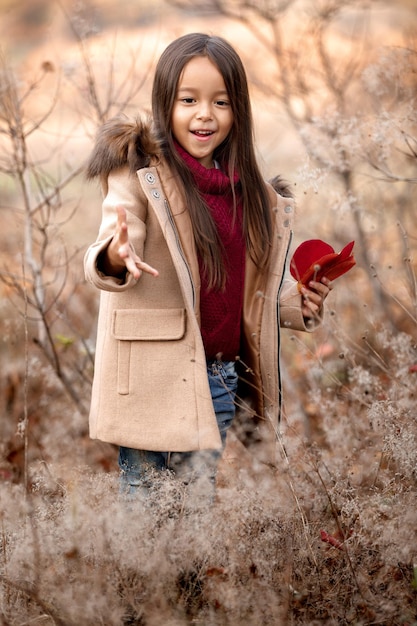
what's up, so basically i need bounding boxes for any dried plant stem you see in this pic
[22,256,29,493]
[312,461,371,605]
[273,424,319,571]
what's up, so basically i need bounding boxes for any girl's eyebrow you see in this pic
[177,86,229,97]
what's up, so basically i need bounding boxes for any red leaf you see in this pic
[320,529,345,551]
[290,239,356,287]
[206,566,228,578]
[291,239,334,278]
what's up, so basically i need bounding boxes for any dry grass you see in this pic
[0,1,416,623]
[0,322,416,625]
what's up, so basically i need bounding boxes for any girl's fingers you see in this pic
[120,247,159,278]
[301,286,322,306]
[114,205,158,278]
[116,208,129,246]
[136,260,159,277]
[116,205,127,221]
[308,279,332,296]
[301,278,333,318]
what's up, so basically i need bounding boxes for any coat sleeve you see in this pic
[279,276,323,332]
[84,167,147,292]
[269,186,323,333]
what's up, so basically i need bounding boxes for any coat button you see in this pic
[152,190,161,199]
[284,205,292,213]
[145,173,155,184]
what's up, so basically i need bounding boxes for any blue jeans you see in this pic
[119,360,238,493]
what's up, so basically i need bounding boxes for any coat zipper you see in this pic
[275,229,293,422]
[164,198,196,310]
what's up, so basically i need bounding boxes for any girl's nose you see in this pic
[196,103,213,121]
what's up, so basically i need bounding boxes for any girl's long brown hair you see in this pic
[152,33,272,290]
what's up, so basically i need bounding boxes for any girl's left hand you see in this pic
[301,277,333,319]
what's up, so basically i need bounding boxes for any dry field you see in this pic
[0,1,416,624]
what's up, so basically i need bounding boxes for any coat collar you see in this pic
[86,115,294,200]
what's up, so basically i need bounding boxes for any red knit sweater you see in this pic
[176,145,245,360]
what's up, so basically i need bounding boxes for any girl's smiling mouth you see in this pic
[192,130,214,137]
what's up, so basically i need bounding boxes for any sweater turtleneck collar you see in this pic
[174,141,239,194]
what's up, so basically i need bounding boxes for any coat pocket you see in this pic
[112,308,187,395]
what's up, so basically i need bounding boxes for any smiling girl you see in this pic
[84,33,331,497]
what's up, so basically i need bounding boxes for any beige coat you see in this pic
[84,118,317,452]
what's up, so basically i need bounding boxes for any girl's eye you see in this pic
[216,100,229,106]
[181,97,195,104]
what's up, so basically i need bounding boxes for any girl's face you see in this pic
[171,56,234,169]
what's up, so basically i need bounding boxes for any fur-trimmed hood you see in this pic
[86,115,162,179]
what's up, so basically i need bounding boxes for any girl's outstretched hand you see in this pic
[105,205,159,280]
[301,277,332,320]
